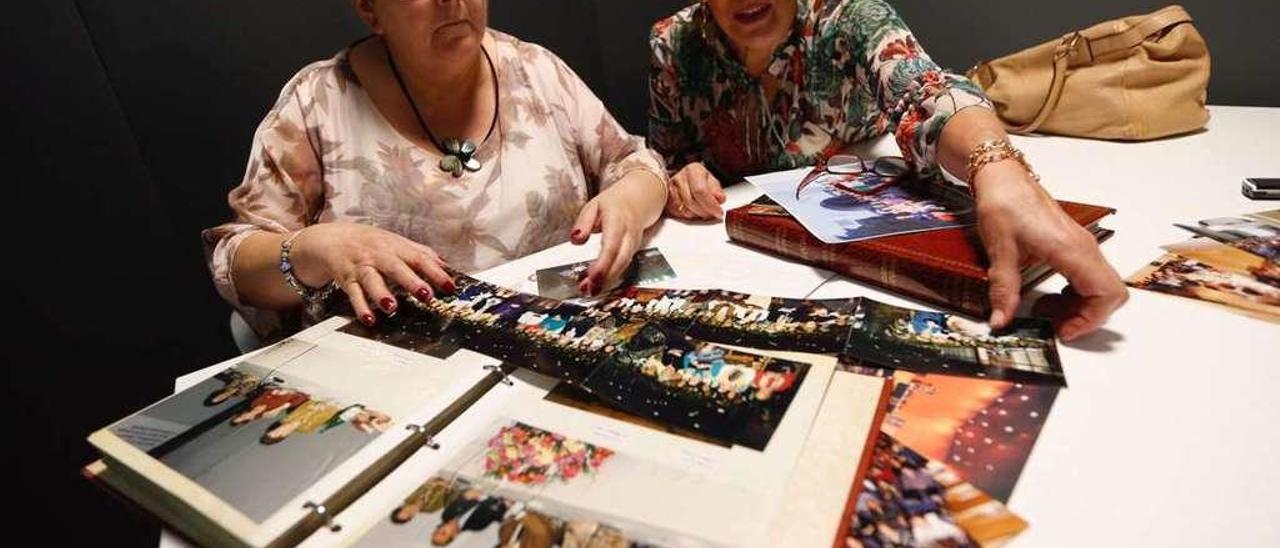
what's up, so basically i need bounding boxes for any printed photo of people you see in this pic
[108,364,394,522]
[583,322,809,451]
[843,432,1027,548]
[1127,253,1280,323]
[754,166,973,244]
[683,293,859,353]
[358,474,652,548]
[357,421,663,548]
[844,299,1065,387]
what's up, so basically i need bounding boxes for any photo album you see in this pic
[85,264,1066,547]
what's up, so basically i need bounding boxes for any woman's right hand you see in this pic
[287,223,454,326]
[666,162,726,220]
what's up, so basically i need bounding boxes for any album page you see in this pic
[306,351,873,548]
[87,317,501,547]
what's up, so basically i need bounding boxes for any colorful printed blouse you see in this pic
[203,31,666,339]
[648,0,992,179]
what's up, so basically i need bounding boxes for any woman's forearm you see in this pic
[937,107,1012,186]
[612,170,669,228]
[231,231,304,310]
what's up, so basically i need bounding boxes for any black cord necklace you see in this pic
[387,42,499,178]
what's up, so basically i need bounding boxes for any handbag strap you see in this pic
[1004,5,1194,135]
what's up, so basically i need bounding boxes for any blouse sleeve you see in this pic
[545,51,669,196]
[200,71,328,337]
[838,0,992,180]
[646,21,700,174]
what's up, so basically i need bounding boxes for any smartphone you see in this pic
[1243,178,1280,200]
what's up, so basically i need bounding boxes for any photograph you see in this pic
[863,370,1060,503]
[108,363,394,523]
[1162,238,1280,285]
[1246,209,1280,227]
[339,304,461,360]
[536,247,677,301]
[356,420,704,548]
[843,299,1066,387]
[1175,216,1280,243]
[684,293,859,353]
[357,474,654,548]
[543,383,730,447]
[843,432,1027,548]
[753,167,973,244]
[582,322,810,451]
[1127,253,1280,323]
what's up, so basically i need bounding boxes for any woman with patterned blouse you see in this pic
[204,0,668,340]
[649,0,1127,341]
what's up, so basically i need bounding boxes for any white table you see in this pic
[165,105,1280,547]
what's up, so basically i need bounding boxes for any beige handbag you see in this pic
[967,5,1211,140]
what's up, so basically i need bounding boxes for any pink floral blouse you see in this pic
[203,31,667,339]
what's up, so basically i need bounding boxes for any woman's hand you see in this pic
[287,223,454,326]
[973,162,1128,341]
[666,162,726,220]
[570,171,667,295]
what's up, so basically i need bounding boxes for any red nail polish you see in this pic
[360,313,376,327]
[571,229,582,239]
[415,287,433,301]
[380,297,397,313]
[444,281,457,294]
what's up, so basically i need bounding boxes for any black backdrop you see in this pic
[3,0,1276,544]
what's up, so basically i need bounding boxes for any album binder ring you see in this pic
[483,364,514,386]
[303,501,342,532]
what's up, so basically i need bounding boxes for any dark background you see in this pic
[3,0,1275,544]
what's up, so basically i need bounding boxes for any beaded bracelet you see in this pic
[966,139,1041,187]
[280,231,338,310]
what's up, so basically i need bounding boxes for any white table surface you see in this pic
[164,105,1280,547]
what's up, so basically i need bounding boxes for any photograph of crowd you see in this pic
[109,363,394,522]
[341,274,812,451]
[844,299,1065,387]
[843,432,1027,548]
[584,322,809,451]
[1128,253,1280,323]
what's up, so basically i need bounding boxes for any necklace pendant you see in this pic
[439,155,464,178]
[462,156,482,172]
[443,139,463,155]
[459,140,477,157]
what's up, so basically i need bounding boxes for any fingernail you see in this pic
[580,280,593,295]
[380,297,397,313]
[444,280,457,294]
[571,229,582,239]
[360,313,376,327]
[415,287,433,301]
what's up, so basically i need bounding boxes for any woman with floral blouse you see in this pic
[649,0,1127,341]
[203,0,669,340]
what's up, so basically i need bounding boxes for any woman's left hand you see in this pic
[569,171,667,295]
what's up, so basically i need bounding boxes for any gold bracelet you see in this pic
[966,139,1040,184]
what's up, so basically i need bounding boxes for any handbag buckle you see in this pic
[1055,33,1083,59]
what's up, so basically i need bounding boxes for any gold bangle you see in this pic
[966,139,1040,184]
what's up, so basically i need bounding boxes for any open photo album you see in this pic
[84,270,1057,546]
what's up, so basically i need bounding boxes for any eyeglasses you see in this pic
[795,154,911,199]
